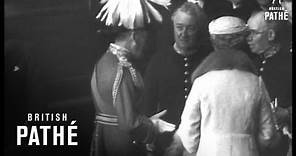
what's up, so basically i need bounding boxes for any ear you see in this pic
[128,31,137,49]
[267,29,276,41]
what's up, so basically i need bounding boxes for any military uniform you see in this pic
[90,44,156,156]
[255,46,292,156]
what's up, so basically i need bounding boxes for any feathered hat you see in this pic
[96,0,171,30]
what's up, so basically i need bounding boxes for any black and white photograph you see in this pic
[4,0,292,156]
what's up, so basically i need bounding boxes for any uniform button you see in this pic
[184,63,189,67]
[184,71,189,75]
[184,88,188,92]
[184,79,189,83]
[184,57,188,61]
[260,67,264,72]
[262,60,266,64]
[13,66,20,72]
[185,95,188,99]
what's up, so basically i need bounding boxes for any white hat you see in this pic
[208,16,247,35]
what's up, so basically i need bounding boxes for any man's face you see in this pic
[247,14,271,55]
[173,11,199,52]
[132,31,148,59]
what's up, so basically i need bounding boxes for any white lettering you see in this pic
[40,126,51,145]
[53,126,64,145]
[17,126,28,145]
[68,121,78,145]
[28,126,40,145]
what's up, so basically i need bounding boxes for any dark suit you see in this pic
[140,44,212,155]
[256,46,292,156]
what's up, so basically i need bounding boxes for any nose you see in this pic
[247,34,253,42]
[180,28,188,37]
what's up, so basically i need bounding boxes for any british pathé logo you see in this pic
[17,113,78,146]
[264,0,288,20]
[272,0,282,5]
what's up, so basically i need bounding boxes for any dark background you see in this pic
[4,0,111,155]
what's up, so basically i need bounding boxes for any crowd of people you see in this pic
[90,0,292,156]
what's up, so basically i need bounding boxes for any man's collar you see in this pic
[261,45,280,59]
[173,43,197,56]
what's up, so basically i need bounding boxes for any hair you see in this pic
[171,2,211,47]
[210,31,248,50]
[191,49,258,82]
[250,11,291,45]
[171,2,209,30]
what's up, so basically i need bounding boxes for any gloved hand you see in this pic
[150,110,176,133]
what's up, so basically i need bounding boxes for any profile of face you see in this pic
[173,11,199,52]
[281,1,292,23]
[247,13,273,55]
[130,30,148,59]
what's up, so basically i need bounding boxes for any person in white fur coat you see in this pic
[165,49,281,156]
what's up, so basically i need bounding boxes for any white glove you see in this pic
[282,126,292,139]
[150,110,176,133]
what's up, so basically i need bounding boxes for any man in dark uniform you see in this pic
[247,11,292,156]
[140,2,212,155]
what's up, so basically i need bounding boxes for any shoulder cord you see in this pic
[108,43,139,106]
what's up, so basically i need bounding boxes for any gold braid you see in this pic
[108,43,139,106]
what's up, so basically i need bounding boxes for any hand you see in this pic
[282,126,292,139]
[274,107,289,124]
[150,110,176,133]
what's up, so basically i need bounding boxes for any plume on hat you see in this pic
[96,0,171,29]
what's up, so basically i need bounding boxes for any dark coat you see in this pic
[255,47,292,156]
[256,47,292,108]
[140,44,212,155]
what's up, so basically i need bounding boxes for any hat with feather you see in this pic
[95,0,171,108]
[96,0,171,30]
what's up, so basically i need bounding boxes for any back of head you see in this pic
[208,16,248,50]
[191,49,258,82]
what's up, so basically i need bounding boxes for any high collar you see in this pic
[109,43,132,65]
[260,45,280,60]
